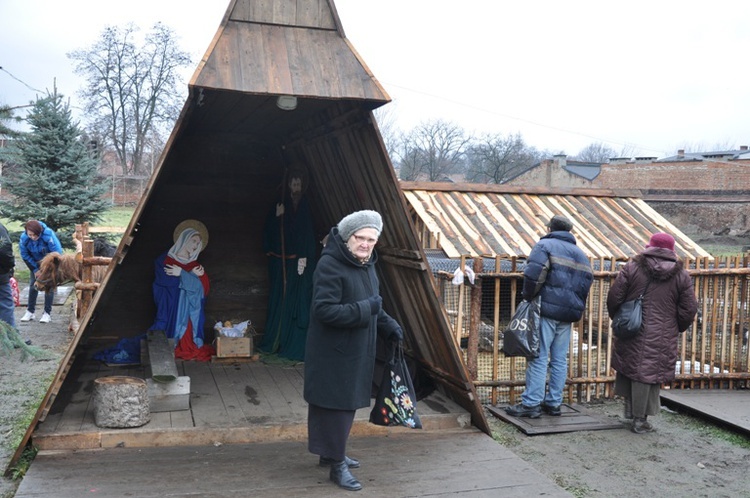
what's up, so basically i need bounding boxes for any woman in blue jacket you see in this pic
[19,220,63,323]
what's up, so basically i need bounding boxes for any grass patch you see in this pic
[7,446,37,481]
[97,206,135,229]
[663,409,750,448]
[552,473,594,498]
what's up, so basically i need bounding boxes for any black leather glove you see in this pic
[368,295,382,315]
[389,327,404,342]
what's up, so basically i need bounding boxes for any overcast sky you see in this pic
[2,0,749,158]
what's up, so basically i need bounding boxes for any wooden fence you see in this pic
[438,255,750,406]
[72,223,115,329]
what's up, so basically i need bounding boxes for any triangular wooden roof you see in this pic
[192,0,389,101]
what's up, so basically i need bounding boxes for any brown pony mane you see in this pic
[34,252,106,292]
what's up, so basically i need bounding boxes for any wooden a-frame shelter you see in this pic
[11,0,489,468]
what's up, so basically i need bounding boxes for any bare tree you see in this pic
[465,133,542,184]
[395,119,470,181]
[373,105,399,163]
[69,23,191,176]
[572,142,617,163]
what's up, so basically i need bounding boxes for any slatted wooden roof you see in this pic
[192,0,388,102]
[402,182,712,261]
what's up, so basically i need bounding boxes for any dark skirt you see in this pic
[307,403,356,461]
[615,372,661,417]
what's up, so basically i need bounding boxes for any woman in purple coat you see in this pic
[607,233,698,434]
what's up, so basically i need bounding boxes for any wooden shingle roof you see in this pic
[191,0,389,102]
[402,182,711,261]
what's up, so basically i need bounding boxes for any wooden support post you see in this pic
[466,257,483,381]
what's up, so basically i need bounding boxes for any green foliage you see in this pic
[0,104,24,140]
[0,88,110,233]
[0,321,48,361]
[7,446,38,481]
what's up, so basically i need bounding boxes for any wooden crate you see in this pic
[215,335,253,358]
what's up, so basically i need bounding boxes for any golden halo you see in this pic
[173,219,209,250]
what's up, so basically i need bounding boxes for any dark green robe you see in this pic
[260,194,317,360]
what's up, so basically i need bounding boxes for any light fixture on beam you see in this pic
[276,95,297,111]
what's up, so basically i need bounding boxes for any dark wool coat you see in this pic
[0,223,14,285]
[607,247,698,384]
[303,227,401,411]
[522,231,593,323]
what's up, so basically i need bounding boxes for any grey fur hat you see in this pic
[338,210,383,241]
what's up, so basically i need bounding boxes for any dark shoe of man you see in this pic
[541,404,561,416]
[505,403,542,418]
[320,455,360,469]
[632,417,654,434]
[330,461,362,491]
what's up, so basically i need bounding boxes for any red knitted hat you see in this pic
[646,232,675,251]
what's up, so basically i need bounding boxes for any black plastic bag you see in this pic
[502,298,541,359]
[370,342,422,429]
[612,280,651,340]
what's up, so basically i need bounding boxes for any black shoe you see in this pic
[330,461,362,491]
[542,404,561,416]
[320,455,360,469]
[504,403,541,418]
[632,417,654,434]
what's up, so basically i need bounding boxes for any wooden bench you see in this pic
[143,330,190,412]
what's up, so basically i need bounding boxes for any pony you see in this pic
[34,252,110,332]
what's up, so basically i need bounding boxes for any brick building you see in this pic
[503,148,750,238]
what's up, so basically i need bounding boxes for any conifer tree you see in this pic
[0,88,110,233]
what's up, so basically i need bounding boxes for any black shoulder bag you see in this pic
[611,279,651,340]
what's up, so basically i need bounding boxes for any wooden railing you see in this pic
[439,255,750,405]
[72,223,115,329]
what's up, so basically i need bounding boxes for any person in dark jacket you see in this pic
[607,232,698,434]
[19,220,63,324]
[304,210,403,492]
[506,215,593,418]
[0,222,17,328]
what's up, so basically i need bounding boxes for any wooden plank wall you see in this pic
[289,103,489,432]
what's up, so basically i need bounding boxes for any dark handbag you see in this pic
[612,280,651,340]
[502,298,541,359]
[369,342,422,429]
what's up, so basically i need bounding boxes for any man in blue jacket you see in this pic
[506,215,593,418]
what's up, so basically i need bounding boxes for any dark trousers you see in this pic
[307,404,355,461]
[28,271,54,315]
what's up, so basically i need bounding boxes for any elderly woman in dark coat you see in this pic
[607,232,698,434]
[304,210,403,492]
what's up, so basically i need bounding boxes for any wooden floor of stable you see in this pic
[23,348,572,497]
[32,347,474,451]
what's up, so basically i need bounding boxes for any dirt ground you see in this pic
[486,401,750,498]
[1,295,750,498]
[0,295,74,498]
